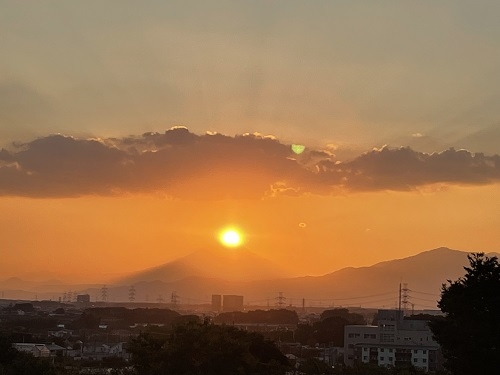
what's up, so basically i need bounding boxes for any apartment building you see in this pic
[344,310,442,372]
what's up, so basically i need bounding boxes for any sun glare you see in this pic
[219,229,243,248]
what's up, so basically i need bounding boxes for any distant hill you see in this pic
[95,247,499,308]
[116,245,290,285]
[2,248,498,308]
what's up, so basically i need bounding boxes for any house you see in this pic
[12,343,50,358]
[45,343,67,357]
[82,342,130,361]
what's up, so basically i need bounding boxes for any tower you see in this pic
[101,285,108,302]
[275,292,286,307]
[129,285,136,303]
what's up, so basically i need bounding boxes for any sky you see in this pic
[1,1,500,283]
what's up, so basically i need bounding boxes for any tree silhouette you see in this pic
[129,321,289,375]
[429,253,500,375]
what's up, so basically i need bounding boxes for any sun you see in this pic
[219,228,243,248]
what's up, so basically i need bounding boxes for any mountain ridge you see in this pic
[1,247,498,306]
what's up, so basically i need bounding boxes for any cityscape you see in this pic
[1,1,500,374]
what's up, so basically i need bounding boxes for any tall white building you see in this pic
[344,310,442,372]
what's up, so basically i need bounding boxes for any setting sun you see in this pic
[219,229,243,248]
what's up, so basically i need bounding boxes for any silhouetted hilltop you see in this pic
[2,247,498,306]
[117,245,289,284]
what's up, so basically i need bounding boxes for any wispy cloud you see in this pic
[1,129,499,199]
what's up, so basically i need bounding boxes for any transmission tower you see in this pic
[67,291,73,303]
[171,291,179,306]
[157,294,164,304]
[101,285,108,302]
[275,292,286,307]
[129,285,136,303]
[63,292,67,302]
[401,283,410,315]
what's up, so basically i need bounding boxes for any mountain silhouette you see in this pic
[2,247,498,307]
[105,247,499,307]
[116,244,289,285]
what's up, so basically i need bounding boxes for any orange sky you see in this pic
[1,183,499,283]
[2,2,500,291]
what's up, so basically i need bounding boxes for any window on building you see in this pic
[389,357,393,361]
[380,357,384,361]
[414,358,418,363]
[423,350,427,354]
[363,356,368,361]
[380,334,395,343]
[380,348,384,352]
[389,349,393,353]
[348,344,354,349]
[423,359,427,363]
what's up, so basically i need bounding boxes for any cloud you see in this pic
[331,146,500,191]
[1,130,499,199]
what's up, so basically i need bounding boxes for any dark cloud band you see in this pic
[1,129,499,199]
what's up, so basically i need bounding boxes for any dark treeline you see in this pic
[129,321,289,375]
[214,309,299,325]
[0,335,60,375]
[68,307,185,329]
[295,308,365,347]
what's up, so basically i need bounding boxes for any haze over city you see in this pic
[1,0,500,286]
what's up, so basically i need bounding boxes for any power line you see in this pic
[411,296,438,303]
[412,290,440,297]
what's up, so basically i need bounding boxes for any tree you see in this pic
[128,321,290,374]
[320,308,365,325]
[0,334,58,375]
[295,309,366,346]
[429,253,500,375]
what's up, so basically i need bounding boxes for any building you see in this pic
[212,294,222,312]
[222,295,244,312]
[344,310,442,372]
[76,294,91,303]
[12,343,50,358]
[82,342,130,361]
